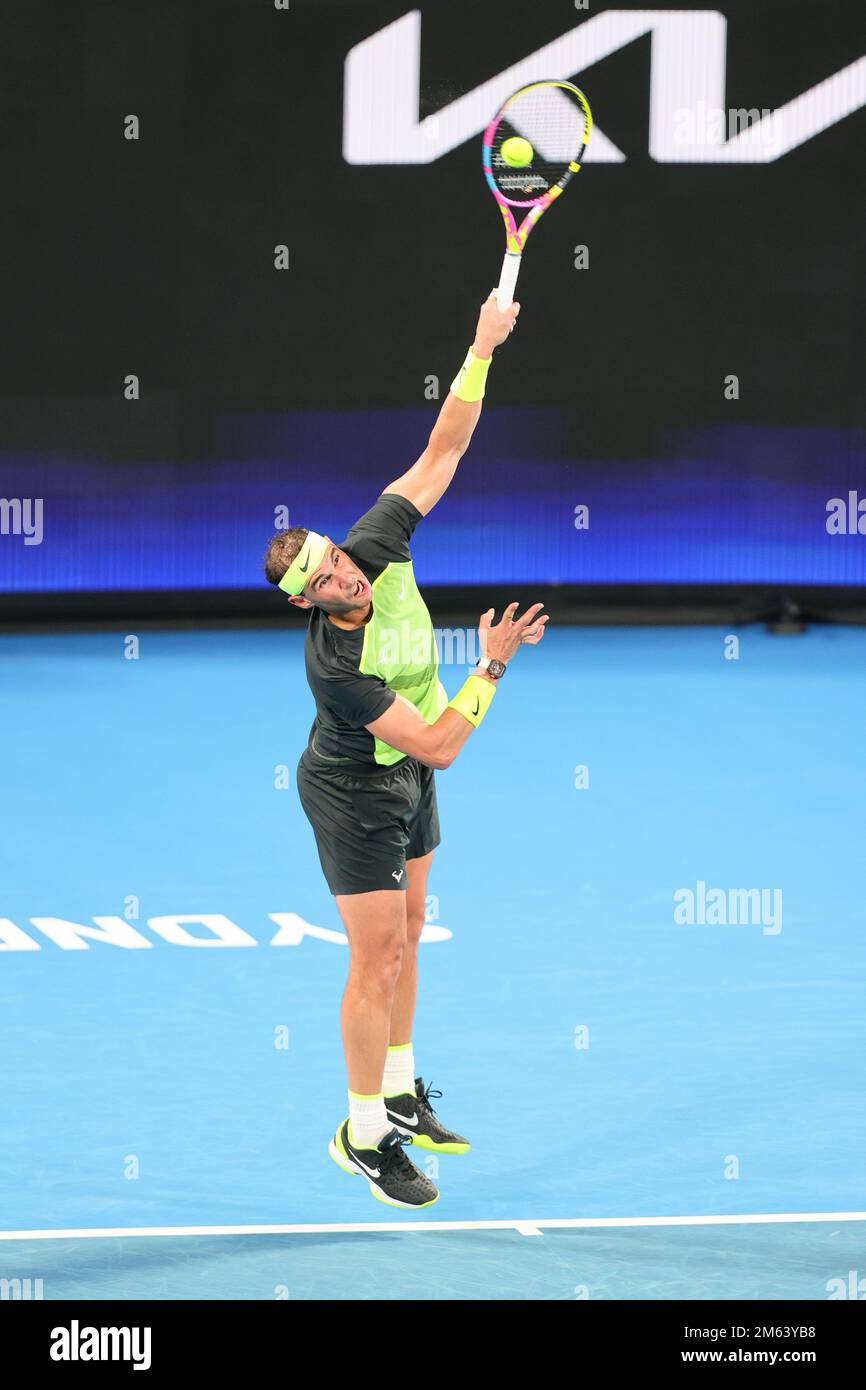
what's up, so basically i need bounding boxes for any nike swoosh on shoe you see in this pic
[386,1107,419,1127]
[344,1128,382,1176]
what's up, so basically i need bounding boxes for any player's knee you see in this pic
[354,931,405,993]
[379,934,406,991]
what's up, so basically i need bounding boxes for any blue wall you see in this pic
[2,412,864,591]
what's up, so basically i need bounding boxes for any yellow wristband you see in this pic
[450,347,491,403]
[446,673,496,728]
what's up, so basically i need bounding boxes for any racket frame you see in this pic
[482,80,592,309]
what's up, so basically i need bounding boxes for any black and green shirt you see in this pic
[303,492,447,771]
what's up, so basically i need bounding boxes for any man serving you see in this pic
[264,293,548,1209]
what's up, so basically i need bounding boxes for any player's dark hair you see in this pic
[263,527,310,587]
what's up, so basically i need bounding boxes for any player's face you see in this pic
[306,541,371,613]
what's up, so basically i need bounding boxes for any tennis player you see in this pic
[264,293,548,1208]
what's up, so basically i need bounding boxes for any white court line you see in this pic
[2,1211,865,1241]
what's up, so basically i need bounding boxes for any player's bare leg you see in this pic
[335,887,407,1096]
[389,849,434,1046]
[329,886,439,1207]
[384,849,471,1155]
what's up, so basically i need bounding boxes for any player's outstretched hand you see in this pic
[478,602,549,664]
[472,292,521,358]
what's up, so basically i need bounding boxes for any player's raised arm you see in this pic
[382,293,520,518]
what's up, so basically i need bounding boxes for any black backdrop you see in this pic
[3,0,863,422]
[0,0,864,616]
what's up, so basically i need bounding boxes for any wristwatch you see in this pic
[476,656,507,680]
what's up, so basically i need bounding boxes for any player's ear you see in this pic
[288,594,312,609]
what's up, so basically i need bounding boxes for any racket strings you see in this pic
[491,85,590,198]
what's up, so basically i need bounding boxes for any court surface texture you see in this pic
[2,624,864,1299]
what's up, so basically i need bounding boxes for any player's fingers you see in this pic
[522,619,549,644]
[478,607,494,629]
[514,602,546,628]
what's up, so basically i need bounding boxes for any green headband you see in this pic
[278,531,328,595]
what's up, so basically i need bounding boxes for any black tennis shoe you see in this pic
[329,1120,440,1208]
[385,1077,470,1154]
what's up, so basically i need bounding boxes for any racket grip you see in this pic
[496,252,521,311]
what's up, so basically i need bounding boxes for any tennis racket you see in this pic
[483,80,592,310]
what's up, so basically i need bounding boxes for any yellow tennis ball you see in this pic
[501,136,534,168]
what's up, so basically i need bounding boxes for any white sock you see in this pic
[382,1042,416,1099]
[348,1090,390,1149]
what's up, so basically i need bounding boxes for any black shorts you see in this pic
[296,747,440,896]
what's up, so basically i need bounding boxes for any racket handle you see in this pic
[496,252,522,311]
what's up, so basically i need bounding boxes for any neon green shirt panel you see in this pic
[359,561,448,766]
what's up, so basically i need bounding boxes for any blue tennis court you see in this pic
[1,624,864,1299]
